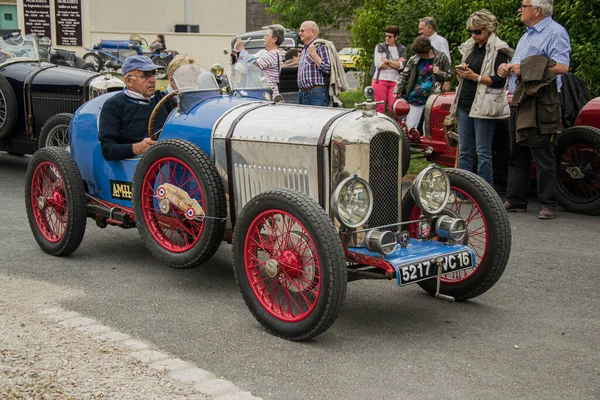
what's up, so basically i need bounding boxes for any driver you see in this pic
[99,55,174,161]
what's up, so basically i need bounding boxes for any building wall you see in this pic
[14,0,245,68]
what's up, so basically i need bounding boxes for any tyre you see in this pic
[401,128,411,177]
[233,189,347,341]
[402,168,511,300]
[555,126,600,215]
[132,139,227,269]
[153,59,168,80]
[38,113,72,149]
[83,63,96,72]
[25,147,87,256]
[83,52,102,72]
[0,75,18,140]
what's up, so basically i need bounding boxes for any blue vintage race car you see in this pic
[24,63,512,340]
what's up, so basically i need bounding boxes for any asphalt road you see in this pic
[1,152,599,400]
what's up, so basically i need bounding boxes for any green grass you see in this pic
[339,89,366,108]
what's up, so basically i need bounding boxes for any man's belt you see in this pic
[299,85,326,92]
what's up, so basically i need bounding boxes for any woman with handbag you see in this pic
[449,9,513,187]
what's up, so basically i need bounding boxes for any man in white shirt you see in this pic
[418,17,451,62]
[419,16,451,91]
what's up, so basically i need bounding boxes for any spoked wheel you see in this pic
[555,126,600,215]
[153,59,168,80]
[233,189,347,341]
[402,168,511,300]
[132,139,226,269]
[82,52,102,72]
[25,147,87,256]
[38,113,72,149]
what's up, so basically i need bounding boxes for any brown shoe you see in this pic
[538,208,555,219]
[504,201,527,213]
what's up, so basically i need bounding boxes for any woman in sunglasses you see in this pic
[449,9,513,187]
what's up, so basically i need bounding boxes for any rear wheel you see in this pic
[132,139,226,269]
[38,113,72,149]
[555,126,600,215]
[233,189,347,340]
[25,147,87,256]
[402,168,511,300]
[83,52,102,72]
[153,59,168,80]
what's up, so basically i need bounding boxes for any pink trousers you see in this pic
[371,79,397,114]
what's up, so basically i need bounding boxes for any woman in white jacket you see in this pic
[449,9,513,187]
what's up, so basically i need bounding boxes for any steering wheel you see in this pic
[147,91,177,140]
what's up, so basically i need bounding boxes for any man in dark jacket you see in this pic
[99,55,173,161]
[497,0,570,219]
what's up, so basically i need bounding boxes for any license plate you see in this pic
[398,251,473,285]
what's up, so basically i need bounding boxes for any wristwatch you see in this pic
[477,75,483,84]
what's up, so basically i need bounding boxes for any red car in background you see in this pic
[393,92,600,216]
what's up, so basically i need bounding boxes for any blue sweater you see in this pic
[98,90,173,161]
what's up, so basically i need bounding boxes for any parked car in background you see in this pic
[338,47,361,71]
[83,34,177,79]
[393,78,600,215]
[229,27,302,65]
[0,31,124,156]
[25,64,511,341]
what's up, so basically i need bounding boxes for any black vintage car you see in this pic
[0,31,124,156]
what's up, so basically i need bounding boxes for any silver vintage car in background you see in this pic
[26,64,512,341]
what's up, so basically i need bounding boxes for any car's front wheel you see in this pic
[38,113,72,149]
[402,168,511,300]
[233,189,347,341]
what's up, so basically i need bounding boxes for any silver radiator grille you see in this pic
[234,164,311,213]
[368,131,400,231]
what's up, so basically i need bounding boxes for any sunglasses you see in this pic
[467,29,483,35]
[138,70,157,79]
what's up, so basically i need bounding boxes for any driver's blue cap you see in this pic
[122,55,164,76]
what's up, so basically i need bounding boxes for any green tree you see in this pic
[351,0,600,96]
[259,0,363,30]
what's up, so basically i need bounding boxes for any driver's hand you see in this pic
[234,38,244,51]
[132,138,156,155]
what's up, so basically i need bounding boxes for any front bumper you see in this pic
[348,240,476,286]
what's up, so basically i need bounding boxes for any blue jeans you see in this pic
[457,107,497,186]
[298,86,329,107]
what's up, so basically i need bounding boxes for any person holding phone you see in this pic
[448,9,513,187]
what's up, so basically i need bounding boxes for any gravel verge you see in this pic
[0,273,258,400]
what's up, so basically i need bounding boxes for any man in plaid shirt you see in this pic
[497,0,571,220]
[297,21,331,106]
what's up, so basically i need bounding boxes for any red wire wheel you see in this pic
[555,126,600,215]
[25,147,87,256]
[401,168,511,300]
[133,139,226,269]
[233,189,347,341]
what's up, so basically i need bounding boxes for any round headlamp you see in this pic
[332,176,374,229]
[410,165,450,214]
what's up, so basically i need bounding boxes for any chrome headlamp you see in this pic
[332,175,374,229]
[410,165,450,214]
[88,74,125,99]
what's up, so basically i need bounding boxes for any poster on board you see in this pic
[23,0,52,38]
[54,0,82,46]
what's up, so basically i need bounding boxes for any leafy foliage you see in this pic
[261,0,599,96]
[259,0,363,31]
[351,0,600,96]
